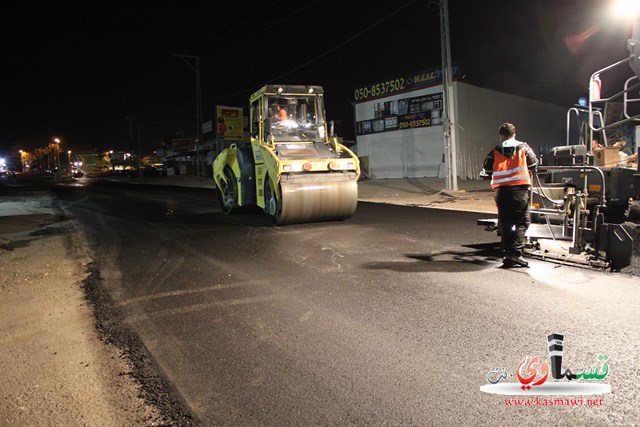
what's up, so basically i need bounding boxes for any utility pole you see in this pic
[138,121,142,178]
[439,0,458,191]
[174,54,203,177]
[124,116,136,173]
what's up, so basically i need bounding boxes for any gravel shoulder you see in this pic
[0,193,164,426]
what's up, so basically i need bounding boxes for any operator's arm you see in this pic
[523,143,538,170]
[482,149,495,178]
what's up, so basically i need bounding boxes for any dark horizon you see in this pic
[2,0,632,157]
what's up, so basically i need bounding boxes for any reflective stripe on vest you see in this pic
[491,147,531,189]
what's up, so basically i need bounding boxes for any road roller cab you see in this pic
[213,84,360,225]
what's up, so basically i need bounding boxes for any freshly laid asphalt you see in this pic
[2,173,639,425]
[0,173,497,425]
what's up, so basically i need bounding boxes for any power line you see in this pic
[190,0,286,52]
[199,0,320,56]
[204,0,416,102]
[141,1,417,141]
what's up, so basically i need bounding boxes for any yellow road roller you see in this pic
[213,84,360,225]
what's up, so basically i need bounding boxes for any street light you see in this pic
[615,0,640,16]
[67,150,72,175]
[53,138,61,172]
[19,150,26,172]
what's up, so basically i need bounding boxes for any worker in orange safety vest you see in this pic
[482,122,538,268]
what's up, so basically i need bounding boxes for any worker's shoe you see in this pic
[503,253,529,267]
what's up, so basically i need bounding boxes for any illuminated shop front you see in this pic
[354,67,567,179]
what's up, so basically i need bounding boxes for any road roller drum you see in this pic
[276,173,358,225]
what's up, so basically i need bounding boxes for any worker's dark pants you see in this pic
[495,185,530,257]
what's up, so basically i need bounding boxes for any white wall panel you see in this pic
[355,81,567,180]
[455,82,567,179]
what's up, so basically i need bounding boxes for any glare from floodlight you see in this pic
[615,0,640,17]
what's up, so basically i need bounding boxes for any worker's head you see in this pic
[272,103,280,110]
[498,122,516,141]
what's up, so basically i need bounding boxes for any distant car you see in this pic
[72,170,84,178]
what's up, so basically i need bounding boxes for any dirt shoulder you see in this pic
[356,178,497,214]
[0,193,164,426]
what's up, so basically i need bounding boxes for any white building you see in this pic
[354,69,568,180]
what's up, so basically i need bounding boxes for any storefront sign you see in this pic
[356,93,443,135]
[353,65,459,103]
[216,105,244,140]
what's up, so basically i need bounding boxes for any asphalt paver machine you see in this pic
[479,17,640,270]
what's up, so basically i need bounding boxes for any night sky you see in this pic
[1,0,632,156]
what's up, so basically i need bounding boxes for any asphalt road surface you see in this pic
[53,178,640,426]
